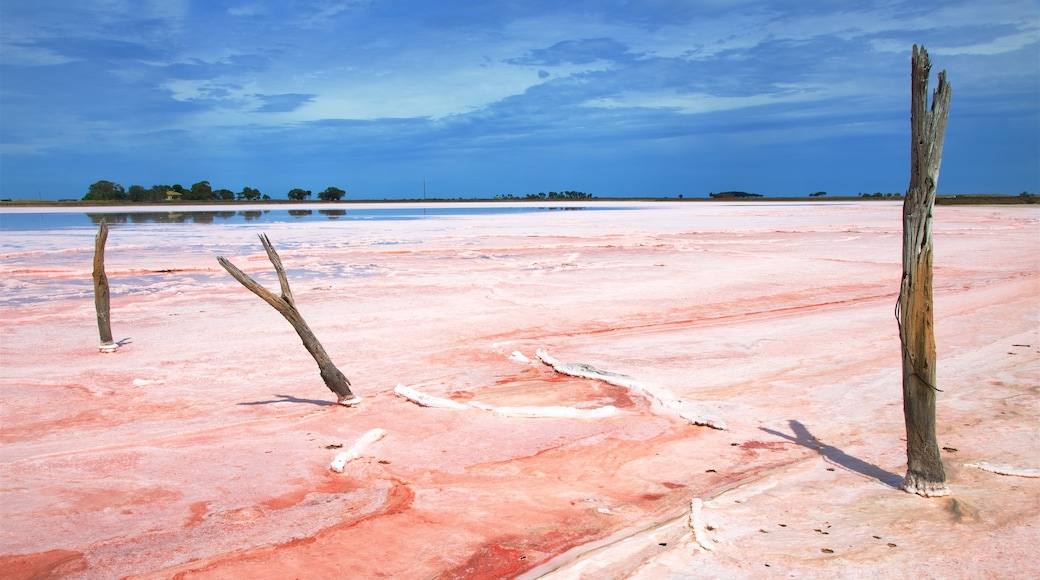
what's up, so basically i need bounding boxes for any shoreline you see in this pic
[0,199,876,215]
[1,192,1034,211]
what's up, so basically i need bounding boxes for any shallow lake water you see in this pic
[0,203,610,231]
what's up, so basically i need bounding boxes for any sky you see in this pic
[1,0,1037,200]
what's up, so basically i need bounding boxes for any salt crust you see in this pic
[468,401,618,419]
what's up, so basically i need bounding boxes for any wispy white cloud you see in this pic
[931,31,1038,56]
[228,4,268,17]
[583,89,811,116]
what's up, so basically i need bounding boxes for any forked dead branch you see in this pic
[218,234,359,406]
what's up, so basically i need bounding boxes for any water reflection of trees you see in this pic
[85,210,354,225]
[84,210,291,225]
[82,206,589,226]
[87,211,241,225]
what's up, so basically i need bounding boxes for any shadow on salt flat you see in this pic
[761,419,903,488]
[237,394,340,407]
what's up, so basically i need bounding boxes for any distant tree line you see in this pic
[708,191,763,199]
[936,191,1036,205]
[858,192,904,198]
[494,190,594,200]
[287,187,347,201]
[81,180,347,202]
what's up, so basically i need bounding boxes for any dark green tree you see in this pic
[214,188,235,201]
[127,185,148,201]
[83,180,126,201]
[184,181,213,201]
[238,187,262,201]
[318,186,346,201]
[288,188,312,201]
[149,185,172,202]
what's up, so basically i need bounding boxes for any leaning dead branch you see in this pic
[93,219,117,352]
[218,234,359,406]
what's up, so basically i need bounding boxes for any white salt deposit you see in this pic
[509,351,532,364]
[688,498,714,552]
[329,428,387,472]
[394,384,469,410]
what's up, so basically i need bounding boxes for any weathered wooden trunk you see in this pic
[218,234,358,405]
[898,45,951,497]
[92,219,115,349]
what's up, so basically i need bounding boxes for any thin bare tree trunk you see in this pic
[897,45,951,497]
[93,219,115,350]
[218,234,359,406]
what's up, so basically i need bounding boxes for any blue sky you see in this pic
[1,0,1037,200]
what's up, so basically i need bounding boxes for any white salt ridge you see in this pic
[535,349,645,390]
[131,378,166,387]
[509,351,532,364]
[535,349,726,430]
[329,428,387,473]
[965,461,1040,478]
[394,384,469,410]
[678,411,726,431]
[688,498,714,552]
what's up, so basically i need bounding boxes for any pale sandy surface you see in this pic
[1,201,1037,579]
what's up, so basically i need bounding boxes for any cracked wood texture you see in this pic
[898,45,951,497]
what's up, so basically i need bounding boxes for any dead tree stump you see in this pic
[218,234,359,406]
[897,45,951,497]
[92,219,116,351]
